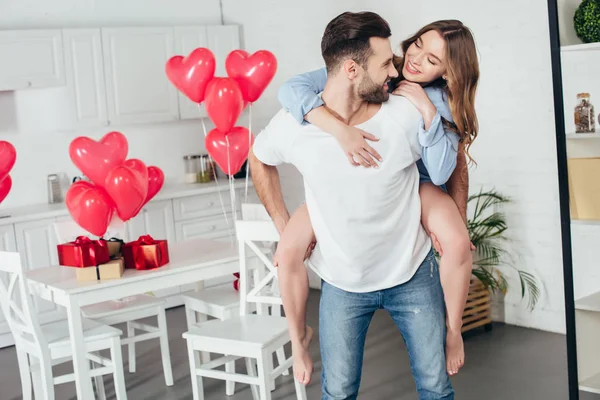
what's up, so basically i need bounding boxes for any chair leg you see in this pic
[197,313,210,364]
[219,313,236,396]
[157,308,174,386]
[275,347,289,376]
[185,305,208,369]
[30,358,43,399]
[127,321,136,373]
[257,353,272,400]
[294,376,308,400]
[186,340,204,400]
[110,337,128,400]
[265,353,275,391]
[245,357,260,400]
[16,350,32,400]
[39,358,55,400]
[225,359,236,396]
[91,355,106,400]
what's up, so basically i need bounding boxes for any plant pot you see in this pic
[462,277,493,333]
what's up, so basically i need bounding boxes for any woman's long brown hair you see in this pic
[394,20,480,163]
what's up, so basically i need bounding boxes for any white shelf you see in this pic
[566,133,600,139]
[576,291,600,312]
[572,219,600,226]
[580,372,600,394]
[561,42,600,53]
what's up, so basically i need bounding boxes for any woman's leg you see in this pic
[273,203,316,384]
[419,183,473,376]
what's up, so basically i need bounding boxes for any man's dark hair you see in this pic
[321,11,392,74]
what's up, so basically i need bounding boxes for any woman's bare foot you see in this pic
[292,326,314,385]
[446,330,464,376]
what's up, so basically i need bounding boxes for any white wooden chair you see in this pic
[182,219,307,400]
[0,251,127,400]
[180,204,287,396]
[53,219,173,386]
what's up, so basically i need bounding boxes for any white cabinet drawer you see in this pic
[173,192,237,221]
[0,30,65,90]
[174,214,234,242]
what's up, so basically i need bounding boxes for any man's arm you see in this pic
[249,149,290,234]
[445,142,469,224]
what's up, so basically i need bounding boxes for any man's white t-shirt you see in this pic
[253,96,431,293]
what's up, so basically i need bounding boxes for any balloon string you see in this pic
[244,103,252,202]
[225,135,237,225]
[200,106,233,240]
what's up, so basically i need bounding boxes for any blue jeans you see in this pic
[319,250,453,400]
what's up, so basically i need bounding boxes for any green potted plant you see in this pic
[574,0,600,44]
[462,189,540,332]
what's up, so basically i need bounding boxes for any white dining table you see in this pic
[26,238,248,399]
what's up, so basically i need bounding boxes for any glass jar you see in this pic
[183,154,200,183]
[197,154,215,183]
[574,93,595,133]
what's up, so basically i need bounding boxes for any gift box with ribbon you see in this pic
[102,237,125,258]
[57,236,110,268]
[122,235,169,270]
[99,257,125,280]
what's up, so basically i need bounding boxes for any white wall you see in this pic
[224,0,567,333]
[0,0,568,332]
[558,0,583,46]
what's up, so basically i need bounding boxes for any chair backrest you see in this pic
[54,218,128,243]
[0,251,48,357]
[241,203,272,222]
[235,219,281,316]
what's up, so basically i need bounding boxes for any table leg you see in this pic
[66,298,94,399]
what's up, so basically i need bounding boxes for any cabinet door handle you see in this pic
[207,201,215,207]
[208,225,216,231]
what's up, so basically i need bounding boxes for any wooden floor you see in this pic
[0,290,596,400]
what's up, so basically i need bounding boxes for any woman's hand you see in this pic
[393,81,437,125]
[334,125,382,168]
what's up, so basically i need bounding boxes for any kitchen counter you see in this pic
[0,180,254,225]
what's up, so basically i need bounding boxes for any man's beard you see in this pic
[358,75,390,103]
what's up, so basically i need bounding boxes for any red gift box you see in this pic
[57,236,110,268]
[122,235,169,270]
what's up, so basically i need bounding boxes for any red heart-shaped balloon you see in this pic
[104,159,148,221]
[205,127,254,176]
[145,166,164,204]
[0,141,16,183]
[204,78,245,133]
[225,50,277,103]
[66,181,115,237]
[0,175,12,204]
[69,132,128,188]
[166,48,216,103]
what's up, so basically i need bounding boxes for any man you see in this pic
[250,11,456,400]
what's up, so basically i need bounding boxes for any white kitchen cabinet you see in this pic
[126,199,178,298]
[0,224,17,252]
[207,25,240,77]
[0,30,65,91]
[174,26,209,120]
[13,218,64,323]
[62,29,108,128]
[173,191,237,221]
[102,27,179,125]
[174,213,234,242]
[176,214,236,292]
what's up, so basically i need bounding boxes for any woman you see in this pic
[275,19,479,384]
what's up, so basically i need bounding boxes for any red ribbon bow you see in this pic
[74,236,93,244]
